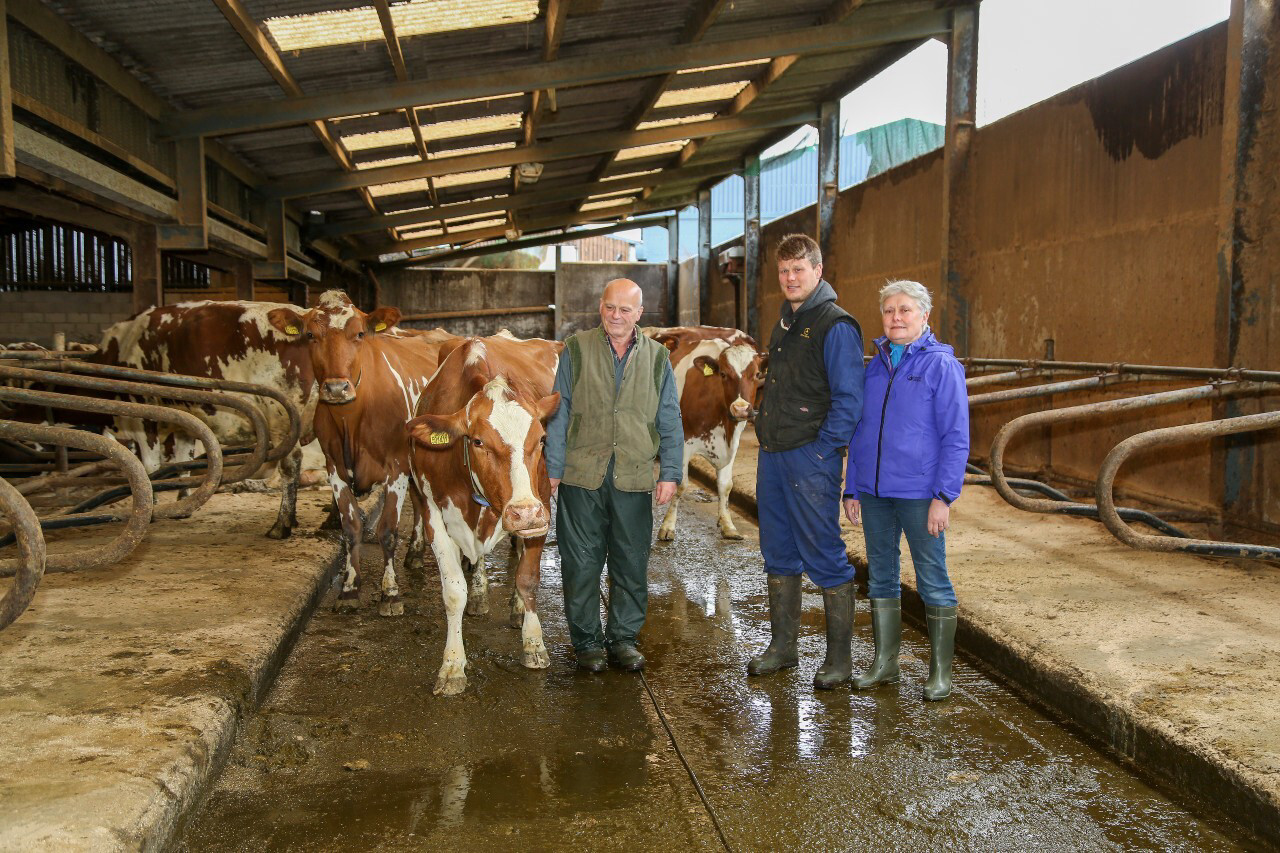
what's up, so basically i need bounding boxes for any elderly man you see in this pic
[546,278,683,673]
[749,233,864,689]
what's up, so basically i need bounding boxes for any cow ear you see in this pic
[536,392,561,423]
[692,355,720,377]
[367,306,401,333]
[267,306,307,338]
[656,334,679,353]
[407,412,464,450]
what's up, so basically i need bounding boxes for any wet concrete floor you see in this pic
[178,489,1254,851]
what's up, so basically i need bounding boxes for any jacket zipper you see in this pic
[872,352,896,497]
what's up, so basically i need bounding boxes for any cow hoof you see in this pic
[720,528,744,541]
[379,596,404,617]
[657,526,676,541]
[521,644,551,670]
[433,672,467,696]
[265,523,292,540]
[334,591,360,613]
[404,553,425,574]
[466,597,490,617]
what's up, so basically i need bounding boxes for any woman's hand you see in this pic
[927,498,950,536]
[843,497,861,525]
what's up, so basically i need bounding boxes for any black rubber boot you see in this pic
[813,581,855,690]
[853,598,901,690]
[923,605,958,701]
[747,573,801,676]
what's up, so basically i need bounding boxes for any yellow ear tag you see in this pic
[374,322,387,331]
[428,431,451,446]
[702,364,715,376]
[285,325,300,335]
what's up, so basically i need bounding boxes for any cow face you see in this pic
[408,379,561,538]
[693,343,767,423]
[267,291,400,405]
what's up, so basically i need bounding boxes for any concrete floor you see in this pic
[694,431,1280,847]
[0,489,339,851]
[178,491,1247,851]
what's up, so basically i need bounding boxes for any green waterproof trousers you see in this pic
[557,465,654,653]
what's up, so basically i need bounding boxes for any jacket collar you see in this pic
[874,327,937,364]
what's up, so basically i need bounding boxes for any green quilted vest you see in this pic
[562,327,667,492]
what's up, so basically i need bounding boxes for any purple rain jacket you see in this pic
[844,329,969,503]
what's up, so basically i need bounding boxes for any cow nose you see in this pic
[322,379,354,402]
[503,500,549,536]
[730,397,751,421]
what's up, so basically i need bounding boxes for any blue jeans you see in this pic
[757,444,853,588]
[858,494,957,607]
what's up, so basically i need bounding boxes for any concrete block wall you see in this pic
[0,291,135,346]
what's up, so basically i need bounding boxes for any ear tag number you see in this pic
[429,431,451,446]
[374,322,387,331]
[285,325,300,335]
[702,364,715,376]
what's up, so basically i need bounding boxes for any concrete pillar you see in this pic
[816,99,839,264]
[940,4,979,356]
[1214,0,1280,533]
[666,215,679,325]
[743,154,761,341]
[233,257,254,300]
[697,189,711,326]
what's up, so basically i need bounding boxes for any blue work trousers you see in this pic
[858,494,957,607]
[757,444,852,589]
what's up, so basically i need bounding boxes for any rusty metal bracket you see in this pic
[1097,411,1280,561]
[0,476,46,631]
[0,421,153,576]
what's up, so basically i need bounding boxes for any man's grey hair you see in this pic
[879,279,932,315]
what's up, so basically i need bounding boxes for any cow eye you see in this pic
[471,438,484,448]
[357,331,365,339]
[305,331,315,340]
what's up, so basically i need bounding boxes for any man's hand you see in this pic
[549,477,560,495]
[654,480,677,505]
[927,498,950,537]
[843,497,861,525]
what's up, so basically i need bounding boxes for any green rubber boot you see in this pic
[813,581,855,690]
[747,574,801,676]
[853,598,901,690]
[923,605,958,701]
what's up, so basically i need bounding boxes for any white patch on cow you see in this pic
[318,290,357,329]
[380,351,418,418]
[482,379,537,506]
[382,474,410,599]
[464,340,487,366]
[237,301,304,342]
[494,329,519,340]
[672,339,730,399]
[724,343,756,376]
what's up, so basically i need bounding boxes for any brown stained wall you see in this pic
[0,291,135,345]
[376,268,555,339]
[741,23,1276,527]
[556,262,668,339]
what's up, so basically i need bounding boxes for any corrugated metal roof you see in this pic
[30,0,964,260]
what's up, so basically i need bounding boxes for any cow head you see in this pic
[407,378,561,538]
[266,290,400,405]
[692,343,767,423]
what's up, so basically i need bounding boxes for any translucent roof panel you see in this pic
[433,167,513,188]
[603,168,662,181]
[676,59,770,75]
[341,114,521,151]
[580,198,634,212]
[636,113,716,131]
[427,142,517,160]
[355,155,421,170]
[653,83,749,109]
[615,140,688,161]
[264,0,540,52]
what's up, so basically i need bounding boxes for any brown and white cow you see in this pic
[98,300,323,539]
[653,331,767,541]
[405,334,561,696]
[646,325,759,351]
[265,290,453,615]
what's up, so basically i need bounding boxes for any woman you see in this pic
[842,280,969,701]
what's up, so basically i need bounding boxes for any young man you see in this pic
[749,234,865,689]
[546,278,683,673]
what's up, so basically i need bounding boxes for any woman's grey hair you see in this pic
[879,279,932,315]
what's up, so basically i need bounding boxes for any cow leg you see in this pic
[329,468,363,611]
[656,450,693,541]
[431,533,470,696]
[515,536,550,670]
[716,460,743,540]
[319,497,343,531]
[404,489,427,577]
[267,446,302,539]
[508,537,526,629]
[465,556,489,616]
[377,473,409,617]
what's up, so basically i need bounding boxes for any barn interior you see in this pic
[0,0,1278,850]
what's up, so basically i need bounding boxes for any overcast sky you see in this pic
[765,0,1231,154]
